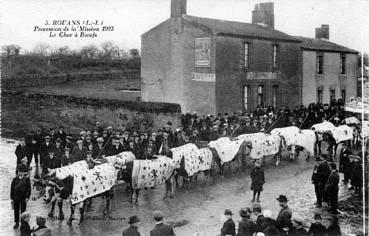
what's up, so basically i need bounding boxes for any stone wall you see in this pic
[2,69,140,90]
[1,91,181,138]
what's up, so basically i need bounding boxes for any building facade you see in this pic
[299,25,358,105]
[141,0,357,115]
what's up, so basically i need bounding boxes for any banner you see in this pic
[71,163,117,204]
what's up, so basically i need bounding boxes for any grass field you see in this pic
[27,78,141,101]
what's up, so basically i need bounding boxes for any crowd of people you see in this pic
[219,196,342,236]
[11,100,366,235]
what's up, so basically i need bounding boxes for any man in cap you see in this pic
[220,209,236,236]
[308,213,326,236]
[43,151,61,175]
[123,215,141,236]
[53,138,64,161]
[40,136,53,173]
[15,138,27,166]
[150,210,175,236]
[65,136,74,151]
[72,140,86,162]
[10,164,31,229]
[325,163,340,214]
[95,121,104,135]
[312,154,331,207]
[61,147,74,167]
[93,137,106,159]
[276,195,292,232]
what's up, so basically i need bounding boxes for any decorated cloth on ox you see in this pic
[170,143,199,168]
[311,121,335,133]
[71,163,117,204]
[238,133,265,159]
[208,137,244,164]
[331,125,353,143]
[344,117,361,125]
[105,152,136,167]
[182,148,213,176]
[131,156,175,189]
[53,161,89,179]
[271,127,316,154]
[362,121,369,138]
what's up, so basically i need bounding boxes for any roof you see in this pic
[183,15,300,42]
[295,36,358,54]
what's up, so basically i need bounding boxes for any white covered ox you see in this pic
[271,126,316,161]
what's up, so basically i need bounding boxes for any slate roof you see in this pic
[183,15,300,42]
[295,36,358,54]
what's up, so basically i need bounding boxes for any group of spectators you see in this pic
[220,196,342,236]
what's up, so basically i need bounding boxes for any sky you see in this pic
[0,0,368,53]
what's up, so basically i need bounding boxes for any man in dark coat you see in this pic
[15,138,27,166]
[291,216,308,236]
[72,140,86,162]
[61,147,74,166]
[25,131,38,167]
[43,151,61,175]
[260,209,279,235]
[308,214,326,236]
[53,138,64,162]
[123,215,141,236]
[92,137,106,159]
[150,210,175,236]
[339,146,353,184]
[325,163,340,214]
[312,154,331,207]
[40,136,53,172]
[221,209,236,236]
[326,215,341,236]
[10,164,31,229]
[350,156,363,195]
[276,195,292,232]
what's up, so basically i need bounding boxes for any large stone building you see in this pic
[141,0,358,115]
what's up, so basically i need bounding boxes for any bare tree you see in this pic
[33,43,51,56]
[80,45,99,60]
[1,44,21,57]
[100,41,120,60]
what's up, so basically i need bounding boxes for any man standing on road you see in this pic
[10,164,31,229]
[312,154,331,207]
[325,163,340,214]
[150,210,175,236]
[15,138,27,167]
[276,195,292,233]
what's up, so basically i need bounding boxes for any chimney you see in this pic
[171,0,187,18]
[315,24,329,40]
[252,2,274,28]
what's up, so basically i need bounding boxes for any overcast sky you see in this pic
[0,0,368,53]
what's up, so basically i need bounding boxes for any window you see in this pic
[341,89,346,102]
[340,54,346,74]
[272,85,278,108]
[244,43,249,68]
[330,89,335,102]
[257,85,265,106]
[243,85,249,111]
[317,54,323,74]
[317,89,323,103]
[273,45,279,69]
